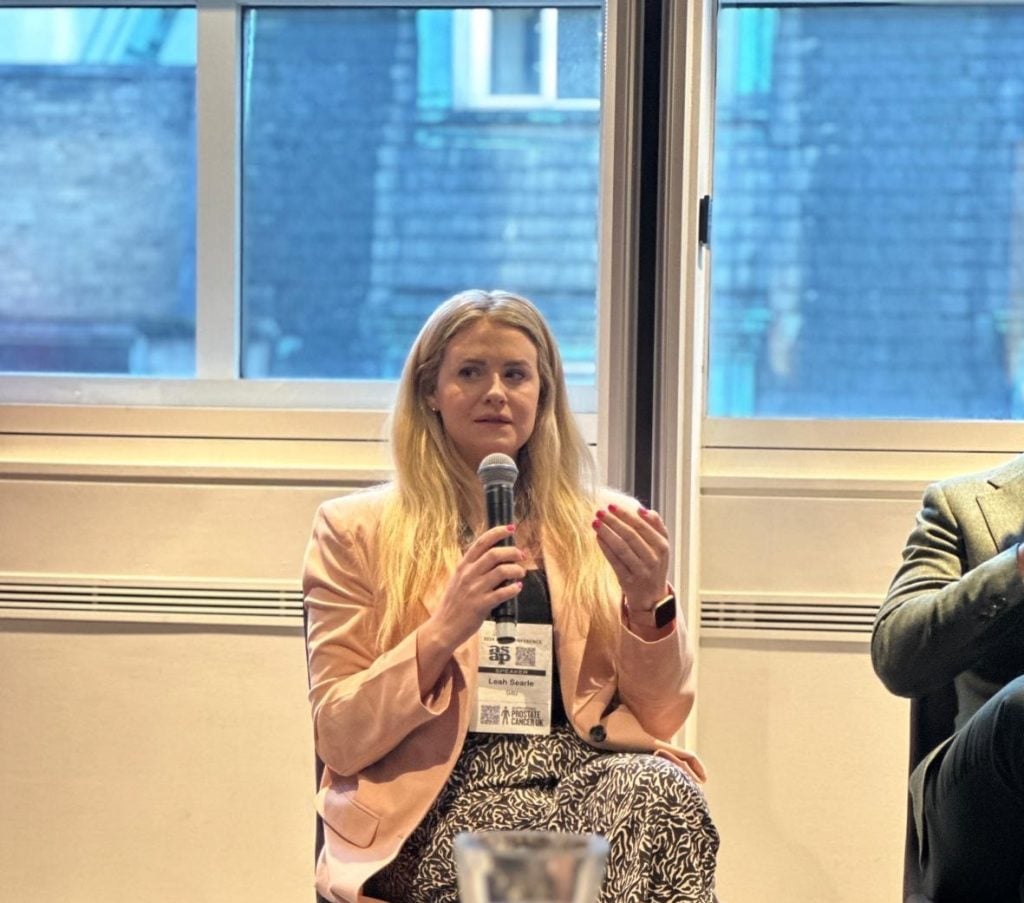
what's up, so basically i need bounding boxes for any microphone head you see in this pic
[477,452,519,488]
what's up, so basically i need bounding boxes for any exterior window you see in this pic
[241,7,602,385]
[452,7,601,109]
[1,4,602,405]
[0,7,196,376]
[708,3,1024,419]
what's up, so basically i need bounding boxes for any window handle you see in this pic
[698,195,712,247]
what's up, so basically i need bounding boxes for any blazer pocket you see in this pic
[322,786,381,849]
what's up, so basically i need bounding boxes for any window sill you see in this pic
[704,417,1024,454]
[0,402,597,483]
[0,430,392,485]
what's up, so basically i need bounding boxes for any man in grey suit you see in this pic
[873,454,1024,902]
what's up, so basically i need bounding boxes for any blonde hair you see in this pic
[375,289,618,650]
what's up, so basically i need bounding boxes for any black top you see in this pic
[516,568,568,727]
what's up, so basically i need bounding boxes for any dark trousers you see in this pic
[922,675,1024,902]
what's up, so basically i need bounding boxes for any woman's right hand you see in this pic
[433,524,526,648]
[416,525,526,695]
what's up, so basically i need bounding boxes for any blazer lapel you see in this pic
[977,468,1024,553]
[543,545,570,638]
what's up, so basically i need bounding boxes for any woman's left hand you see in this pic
[592,504,671,608]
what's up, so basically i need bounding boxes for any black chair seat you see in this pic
[903,684,958,903]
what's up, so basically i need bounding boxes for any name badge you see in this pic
[468,622,553,735]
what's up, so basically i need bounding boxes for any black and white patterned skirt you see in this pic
[364,723,719,903]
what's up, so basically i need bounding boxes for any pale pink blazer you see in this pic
[302,485,706,903]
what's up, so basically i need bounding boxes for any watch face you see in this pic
[654,594,676,629]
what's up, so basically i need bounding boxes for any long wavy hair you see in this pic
[374,289,618,650]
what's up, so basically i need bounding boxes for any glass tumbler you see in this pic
[454,829,609,903]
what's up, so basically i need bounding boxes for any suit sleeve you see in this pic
[872,481,1024,698]
[303,499,458,777]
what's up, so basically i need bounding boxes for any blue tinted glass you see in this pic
[240,7,601,386]
[710,5,1024,419]
[491,9,542,94]
[557,9,601,99]
[0,8,196,376]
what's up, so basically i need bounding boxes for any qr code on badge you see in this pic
[480,704,501,725]
[515,645,537,667]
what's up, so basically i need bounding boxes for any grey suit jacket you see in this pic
[872,453,1024,835]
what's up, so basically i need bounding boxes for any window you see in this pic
[0,7,196,377]
[708,2,1024,420]
[240,6,602,390]
[452,7,601,110]
[2,2,603,411]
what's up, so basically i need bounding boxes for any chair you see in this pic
[903,683,958,903]
[314,750,330,903]
[302,604,332,903]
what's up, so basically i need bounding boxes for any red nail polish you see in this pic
[596,509,607,519]
[506,524,516,532]
[638,507,648,517]
[591,519,600,530]
[608,504,618,513]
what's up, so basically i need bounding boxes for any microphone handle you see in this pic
[485,483,518,644]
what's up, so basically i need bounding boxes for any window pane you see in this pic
[709,4,1024,419]
[241,7,602,388]
[556,8,601,99]
[491,9,542,95]
[0,8,196,376]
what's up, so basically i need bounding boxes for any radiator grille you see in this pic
[0,576,303,626]
[700,595,876,638]
[1,578,879,636]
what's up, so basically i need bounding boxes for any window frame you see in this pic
[692,0,1024,459]
[0,0,607,452]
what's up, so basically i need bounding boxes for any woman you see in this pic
[302,289,718,903]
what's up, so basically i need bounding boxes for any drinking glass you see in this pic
[454,829,609,903]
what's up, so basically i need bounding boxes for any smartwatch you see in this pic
[652,593,677,629]
[626,593,676,629]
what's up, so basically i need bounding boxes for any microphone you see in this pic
[477,452,519,644]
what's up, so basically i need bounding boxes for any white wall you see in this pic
[700,635,907,903]
[0,622,313,903]
[0,422,379,903]
[1,417,1014,903]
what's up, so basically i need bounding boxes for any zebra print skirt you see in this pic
[364,722,719,903]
